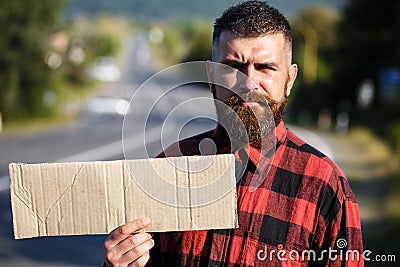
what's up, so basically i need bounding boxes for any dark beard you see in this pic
[215,90,287,147]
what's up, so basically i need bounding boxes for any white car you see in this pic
[87,56,121,82]
[86,96,130,116]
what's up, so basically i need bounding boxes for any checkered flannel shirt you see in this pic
[148,121,363,266]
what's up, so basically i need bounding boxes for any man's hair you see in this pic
[212,1,292,61]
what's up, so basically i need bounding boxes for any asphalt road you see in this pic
[0,33,333,266]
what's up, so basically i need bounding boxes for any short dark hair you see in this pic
[213,1,292,56]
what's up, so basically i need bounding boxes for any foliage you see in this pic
[0,0,66,121]
[72,16,127,58]
[0,3,125,125]
[63,16,125,85]
[291,5,339,83]
[149,23,186,66]
[181,20,212,62]
[388,121,400,153]
[288,6,340,125]
[150,19,212,66]
[289,0,400,142]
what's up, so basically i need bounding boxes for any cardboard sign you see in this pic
[9,154,237,239]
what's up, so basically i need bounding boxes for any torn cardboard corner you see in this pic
[9,154,238,239]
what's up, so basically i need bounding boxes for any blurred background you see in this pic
[0,0,399,266]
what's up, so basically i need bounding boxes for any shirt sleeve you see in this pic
[311,175,364,267]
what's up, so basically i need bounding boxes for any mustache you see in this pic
[223,91,274,108]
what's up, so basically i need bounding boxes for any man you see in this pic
[103,1,363,266]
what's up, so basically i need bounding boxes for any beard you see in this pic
[215,87,287,147]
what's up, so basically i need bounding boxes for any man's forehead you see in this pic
[215,31,291,65]
[218,30,286,44]
[217,31,286,57]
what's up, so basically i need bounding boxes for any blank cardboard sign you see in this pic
[9,154,237,239]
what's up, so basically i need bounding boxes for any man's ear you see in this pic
[206,60,215,95]
[286,63,298,97]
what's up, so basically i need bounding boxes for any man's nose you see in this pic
[237,66,258,93]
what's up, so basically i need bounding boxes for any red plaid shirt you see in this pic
[148,121,363,266]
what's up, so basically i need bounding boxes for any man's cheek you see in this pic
[216,86,236,102]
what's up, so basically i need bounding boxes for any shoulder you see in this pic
[283,128,356,201]
[283,128,360,232]
[157,130,215,158]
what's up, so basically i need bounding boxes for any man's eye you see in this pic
[228,64,241,70]
[257,65,275,71]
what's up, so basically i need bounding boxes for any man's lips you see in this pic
[240,101,260,107]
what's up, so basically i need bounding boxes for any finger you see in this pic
[128,252,150,267]
[115,232,152,256]
[120,238,155,265]
[106,218,151,246]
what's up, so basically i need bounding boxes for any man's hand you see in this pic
[103,218,154,267]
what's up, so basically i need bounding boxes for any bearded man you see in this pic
[103,1,363,266]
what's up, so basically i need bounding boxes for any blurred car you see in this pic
[86,96,130,116]
[86,56,121,82]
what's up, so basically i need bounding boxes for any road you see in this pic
[0,33,332,266]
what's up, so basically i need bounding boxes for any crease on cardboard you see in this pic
[14,184,44,223]
[43,163,85,235]
[11,163,44,238]
[17,165,39,235]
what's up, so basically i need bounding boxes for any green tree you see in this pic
[0,0,66,121]
[291,6,339,83]
[151,19,212,66]
[181,19,212,62]
[288,6,339,125]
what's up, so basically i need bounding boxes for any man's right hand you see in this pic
[103,218,154,267]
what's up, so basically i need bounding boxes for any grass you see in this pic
[0,79,96,135]
[1,80,99,135]
[1,116,75,135]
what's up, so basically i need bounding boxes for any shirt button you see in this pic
[277,243,284,250]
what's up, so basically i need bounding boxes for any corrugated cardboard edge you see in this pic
[9,154,238,239]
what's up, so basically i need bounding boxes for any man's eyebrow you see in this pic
[221,59,279,70]
[255,61,279,69]
[221,59,246,66]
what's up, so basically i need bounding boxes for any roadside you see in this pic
[0,17,132,136]
[316,127,399,266]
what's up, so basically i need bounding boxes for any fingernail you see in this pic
[143,217,151,225]
[150,238,155,245]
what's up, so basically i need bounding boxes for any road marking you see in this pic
[55,124,167,162]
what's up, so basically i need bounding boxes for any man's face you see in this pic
[209,31,297,145]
